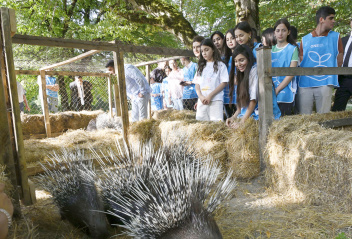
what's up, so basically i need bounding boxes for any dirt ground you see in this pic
[7,175,352,239]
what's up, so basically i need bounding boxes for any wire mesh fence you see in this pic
[13,44,198,115]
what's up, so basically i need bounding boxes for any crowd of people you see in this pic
[115,5,350,128]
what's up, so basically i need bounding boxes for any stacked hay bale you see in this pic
[265,111,352,210]
[21,110,103,135]
[131,110,260,179]
[24,129,123,173]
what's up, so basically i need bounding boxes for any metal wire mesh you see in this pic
[13,44,197,115]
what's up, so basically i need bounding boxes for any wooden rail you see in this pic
[270,67,352,77]
[12,34,194,56]
[15,70,110,77]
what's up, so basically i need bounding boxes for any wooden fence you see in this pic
[256,46,352,170]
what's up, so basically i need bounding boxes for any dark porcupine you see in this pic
[39,150,109,239]
[86,113,122,131]
[98,140,236,239]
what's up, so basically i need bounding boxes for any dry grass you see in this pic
[265,111,352,211]
[24,129,123,166]
[152,109,196,121]
[129,118,161,151]
[226,118,260,179]
[21,110,103,135]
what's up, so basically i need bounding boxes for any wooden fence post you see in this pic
[1,7,33,206]
[257,46,273,171]
[113,43,129,143]
[146,64,151,119]
[113,83,121,117]
[39,70,52,137]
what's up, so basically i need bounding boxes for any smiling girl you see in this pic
[272,18,299,115]
[234,21,261,59]
[194,38,229,121]
[226,45,281,128]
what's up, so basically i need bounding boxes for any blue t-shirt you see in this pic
[223,56,236,104]
[45,76,58,98]
[151,83,163,110]
[299,31,339,88]
[182,62,198,99]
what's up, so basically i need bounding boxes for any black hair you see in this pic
[197,38,222,76]
[262,28,276,47]
[211,30,232,66]
[182,57,190,61]
[316,6,335,25]
[290,26,298,42]
[210,31,224,41]
[274,18,297,46]
[193,35,205,44]
[234,21,254,48]
[229,44,256,107]
[105,60,114,68]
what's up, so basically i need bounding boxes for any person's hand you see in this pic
[226,117,234,127]
[138,93,144,98]
[26,105,30,112]
[229,119,244,129]
[0,183,13,216]
[203,95,212,105]
[194,102,197,110]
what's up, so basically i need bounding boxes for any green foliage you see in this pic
[336,232,348,239]
[259,0,352,41]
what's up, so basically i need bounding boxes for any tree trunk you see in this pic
[234,0,260,31]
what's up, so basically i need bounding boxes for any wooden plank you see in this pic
[257,46,273,171]
[320,117,352,128]
[146,64,151,119]
[0,44,21,216]
[12,34,194,56]
[108,76,113,118]
[15,70,110,77]
[270,67,352,77]
[12,34,115,51]
[113,84,121,117]
[39,70,52,137]
[134,56,183,67]
[1,7,32,205]
[9,8,15,36]
[40,50,101,70]
[113,46,129,143]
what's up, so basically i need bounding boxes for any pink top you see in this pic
[168,69,184,99]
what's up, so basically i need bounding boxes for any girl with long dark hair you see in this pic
[226,45,281,128]
[194,38,229,121]
[272,18,299,115]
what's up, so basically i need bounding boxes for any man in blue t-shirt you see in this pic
[297,6,343,114]
[37,73,59,113]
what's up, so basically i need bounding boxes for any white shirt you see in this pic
[343,33,352,67]
[124,64,152,99]
[193,61,229,102]
[248,65,258,101]
[17,82,25,103]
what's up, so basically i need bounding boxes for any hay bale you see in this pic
[24,129,123,165]
[0,165,14,196]
[152,109,196,121]
[21,110,104,135]
[226,118,260,180]
[129,119,161,151]
[265,111,352,211]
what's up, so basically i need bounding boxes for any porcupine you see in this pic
[97,140,237,239]
[86,113,122,132]
[39,150,109,239]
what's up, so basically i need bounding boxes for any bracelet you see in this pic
[0,208,12,228]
